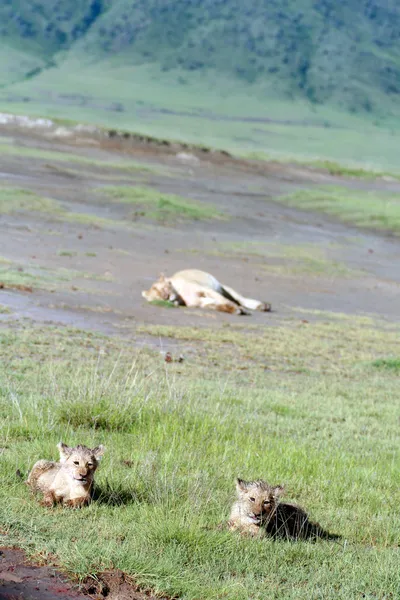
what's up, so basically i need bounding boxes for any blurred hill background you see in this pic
[1,0,399,166]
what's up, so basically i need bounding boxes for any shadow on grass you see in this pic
[265,503,341,542]
[92,481,151,506]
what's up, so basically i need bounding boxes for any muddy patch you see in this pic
[0,548,169,600]
[0,547,86,600]
[82,571,169,600]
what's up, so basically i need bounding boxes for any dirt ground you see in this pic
[0,124,399,339]
[0,548,164,599]
[0,122,400,598]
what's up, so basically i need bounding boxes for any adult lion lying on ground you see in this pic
[142,269,271,315]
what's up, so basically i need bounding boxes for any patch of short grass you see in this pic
[137,318,399,375]
[246,154,400,181]
[0,266,40,288]
[0,260,112,292]
[0,187,62,215]
[0,186,130,229]
[0,319,399,600]
[57,250,77,257]
[309,159,400,180]
[100,185,224,223]
[192,241,360,278]
[277,186,400,234]
[370,357,400,372]
[0,142,162,175]
[149,299,178,308]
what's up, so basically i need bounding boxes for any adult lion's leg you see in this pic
[197,289,250,315]
[221,285,271,312]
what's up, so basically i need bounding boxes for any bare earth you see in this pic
[0,123,399,598]
[0,548,163,599]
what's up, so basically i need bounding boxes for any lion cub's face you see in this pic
[58,442,104,486]
[142,275,176,302]
[235,478,284,524]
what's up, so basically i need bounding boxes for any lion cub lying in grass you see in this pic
[142,269,271,315]
[27,442,105,508]
[229,478,339,541]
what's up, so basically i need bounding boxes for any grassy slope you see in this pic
[2,61,400,172]
[2,0,400,116]
[0,315,399,599]
[0,1,400,172]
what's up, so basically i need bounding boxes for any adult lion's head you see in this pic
[142,274,178,302]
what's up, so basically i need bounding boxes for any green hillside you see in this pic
[1,1,400,168]
[1,0,400,115]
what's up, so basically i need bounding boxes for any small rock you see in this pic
[176,152,200,164]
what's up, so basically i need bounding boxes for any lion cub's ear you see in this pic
[158,272,166,281]
[92,445,105,460]
[236,478,248,493]
[57,442,72,463]
[272,485,285,498]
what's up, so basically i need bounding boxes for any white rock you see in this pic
[176,152,200,164]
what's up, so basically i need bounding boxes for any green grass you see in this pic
[0,45,46,87]
[371,358,400,372]
[277,186,400,235]
[0,316,399,599]
[245,153,400,181]
[0,259,112,292]
[100,185,224,223]
[0,266,38,288]
[57,250,77,257]
[1,0,400,125]
[149,299,178,309]
[0,186,131,229]
[0,187,61,215]
[2,60,400,173]
[309,160,400,181]
[0,142,160,174]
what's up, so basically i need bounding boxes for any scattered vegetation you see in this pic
[100,185,224,223]
[188,241,360,278]
[310,160,400,181]
[0,186,129,229]
[277,186,400,235]
[149,299,178,308]
[0,259,112,292]
[0,187,61,215]
[371,358,400,372]
[0,142,157,174]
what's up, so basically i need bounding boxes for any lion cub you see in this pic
[27,442,105,507]
[228,478,284,537]
[228,478,339,541]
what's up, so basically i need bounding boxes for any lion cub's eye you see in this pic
[263,500,271,505]
[73,461,79,465]
[249,497,255,502]
[87,463,93,467]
